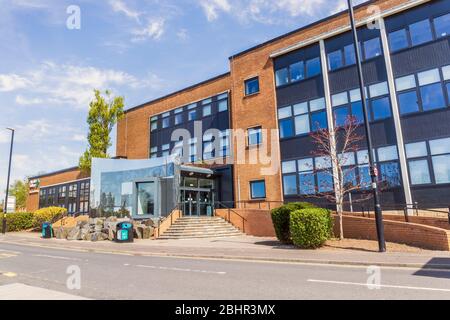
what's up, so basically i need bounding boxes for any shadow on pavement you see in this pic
[414,257,450,279]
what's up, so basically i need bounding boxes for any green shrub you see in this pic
[33,207,67,229]
[290,208,333,249]
[271,202,317,244]
[4,212,34,232]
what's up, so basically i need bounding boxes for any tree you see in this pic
[8,180,29,210]
[79,89,124,172]
[309,116,374,240]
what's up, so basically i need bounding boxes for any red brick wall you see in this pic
[216,209,276,237]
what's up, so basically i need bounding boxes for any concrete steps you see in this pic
[158,216,242,240]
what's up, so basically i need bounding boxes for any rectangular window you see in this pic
[351,101,364,124]
[310,111,327,131]
[150,116,158,131]
[218,99,228,112]
[279,118,294,139]
[175,113,183,125]
[363,37,382,59]
[298,158,315,195]
[443,65,450,81]
[395,75,416,91]
[245,77,260,95]
[418,69,441,86]
[295,114,310,135]
[430,137,450,155]
[162,144,170,157]
[371,97,391,121]
[420,83,446,111]
[389,29,409,52]
[379,162,401,187]
[398,91,419,115]
[248,127,262,146]
[432,155,450,184]
[409,19,433,46]
[434,13,450,38]
[283,175,298,196]
[406,142,428,158]
[306,57,321,77]
[409,160,431,185]
[250,180,266,199]
[282,161,297,174]
[328,50,343,71]
[162,116,170,129]
[369,82,388,98]
[276,68,289,87]
[344,44,356,65]
[203,105,212,117]
[278,106,292,119]
[334,106,350,127]
[290,61,304,82]
[309,97,325,112]
[378,146,398,162]
[150,146,158,158]
[332,92,349,107]
[188,109,197,121]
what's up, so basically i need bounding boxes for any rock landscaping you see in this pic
[53,216,155,242]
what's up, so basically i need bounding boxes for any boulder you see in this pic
[108,228,116,241]
[144,219,155,227]
[54,227,70,240]
[90,232,108,242]
[134,225,143,239]
[67,227,82,241]
[142,226,154,239]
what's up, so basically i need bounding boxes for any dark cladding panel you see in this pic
[411,186,450,208]
[280,136,317,160]
[276,77,324,107]
[401,109,450,143]
[214,165,234,205]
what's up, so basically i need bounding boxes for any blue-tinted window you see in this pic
[409,19,433,46]
[279,118,294,139]
[371,97,391,121]
[188,110,197,121]
[434,13,450,38]
[379,162,401,187]
[398,91,419,115]
[409,160,431,185]
[248,127,262,146]
[389,29,409,52]
[420,83,446,111]
[311,111,327,131]
[334,106,349,127]
[317,171,333,193]
[283,175,297,196]
[447,83,450,104]
[174,114,183,125]
[328,50,343,71]
[290,62,304,82]
[351,101,364,123]
[275,68,289,87]
[250,181,266,199]
[162,117,170,128]
[299,172,315,195]
[343,168,357,188]
[306,58,321,77]
[344,45,356,65]
[359,165,371,189]
[245,77,260,95]
[363,37,382,60]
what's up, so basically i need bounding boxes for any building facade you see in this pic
[28,0,450,216]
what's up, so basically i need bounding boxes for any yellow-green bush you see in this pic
[32,207,67,229]
[4,212,34,232]
[290,208,333,249]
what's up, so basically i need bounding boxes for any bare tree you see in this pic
[309,116,373,240]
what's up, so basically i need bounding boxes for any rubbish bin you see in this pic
[42,222,53,239]
[116,222,134,243]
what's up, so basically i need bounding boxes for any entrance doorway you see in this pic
[181,189,213,216]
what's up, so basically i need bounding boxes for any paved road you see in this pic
[1,242,450,300]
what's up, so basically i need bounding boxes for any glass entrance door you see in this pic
[136,182,155,217]
[183,190,199,216]
[181,189,213,216]
[198,191,213,216]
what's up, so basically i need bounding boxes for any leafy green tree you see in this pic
[79,89,124,172]
[9,180,29,210]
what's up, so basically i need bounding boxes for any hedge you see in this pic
[290,208,333,249]
[271,202,317,244]
[2,207,67,232]
[33,207,67,230]
[4,212,34,232]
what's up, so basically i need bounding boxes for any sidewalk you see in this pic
[1,232,450,270]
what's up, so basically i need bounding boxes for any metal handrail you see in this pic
[214,200,248,233]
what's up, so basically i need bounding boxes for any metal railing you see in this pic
[214,201,248,233]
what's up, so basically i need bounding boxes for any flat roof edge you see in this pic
[28,166,82,180]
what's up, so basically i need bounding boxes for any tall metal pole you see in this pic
[2,128,15,235]
[347,0,386,252]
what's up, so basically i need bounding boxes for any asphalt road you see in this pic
[1,242,450,300]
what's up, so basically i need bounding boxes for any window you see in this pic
[218,99,228,112]
[409,19,433,46]
[421,83,446,111]
[250,181,266,199]
[245,77,260,95]
[377,146,401,187]
[283,175,297,196]
[150,146,158,158]
[58,186,67,208]
[334,106,349,127]
[39,189,47,208]
[434,13,450,38]
[279,118,294,138]
[444,65,450,81]
[328,50,343,71]
[306,57,321,77]
[275,68,289,87]
[298,158,315,195]
[203,105,212,117]
[174,108,183,125]
[188,109,197,121]
[290,62,305,82]
[389,29,409,52]
[162,113,170,129]
[68,184,78,214]
[371,97,392,121]
[430,137,450,184]
[344,44,356,65]
[79,182,90,214]
[311,112,327,131]
[248,127,262,146]
[162,144,170,157]
[150,116,158,132]
[396,75,416,91]
[409,160,431,185]
[398,91,419,114]
[363,37,382,59]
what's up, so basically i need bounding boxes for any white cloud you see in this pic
[15,95,43,105]
[199,0,232,21]
[0,74,30,92]
[72,134,86,142]
[177,28,189,41]
[131,19,165,41]
[109,0,142,22]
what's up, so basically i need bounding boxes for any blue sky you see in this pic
[0,0,363,197]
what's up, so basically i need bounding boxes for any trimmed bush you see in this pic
[271,202,317,244]
[4,212,34,232]
[290,208,333,249]
[33,207,67,229]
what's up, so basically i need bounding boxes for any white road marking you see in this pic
[135,264,226,275]
[0,253,18,259]
[32,254,82,261]
[308,279,450,292]
[2,272,17,278]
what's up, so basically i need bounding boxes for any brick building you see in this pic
[28,0,450,218]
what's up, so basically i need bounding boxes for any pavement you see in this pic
[1,232,450,270]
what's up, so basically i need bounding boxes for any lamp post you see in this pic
[347,0,386,252]
[2,128,15,235]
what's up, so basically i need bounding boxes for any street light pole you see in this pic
[347,0,386,252]
[2,128,15,235]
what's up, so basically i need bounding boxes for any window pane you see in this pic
[363,37,382,59]
[389,29,409,52]
[248,127,262,145]
[418,69,441,86]
[429,137,450,155]
[251,181,266,199]
[334,106,349,127]
[187,103,196,110]
[279,119,294,139]
[203,105,212,117]
[447,83,450,104]
[218,100,228,112]
[332,92,348,107]
[357,150,369,165]
[309,98,326,111]
[432,155,450,184]
[339,152,356,166]
[371,97,391,121]
[409,19,433,46]
[409,160,431,185]
[295,114,310,135]
[443,65,450,81]
[202,98,212,105]
[379,162,401,187]
[434,13,450,38]
[293,102,308,115]
[343,168,357,188]
[150,121,158,131]
[398,91,419,115]
[378,145,398,162]
[359,165,371,189]
[290,61,305,82]
[306,57,321,77]
[298,158,313,172]
[282,161,297,174]
[405,142,428,158]
[328,50,343,71]
[350,89,361,102]
[275,68,289,87]
[315,156,332,169]
[245,78,260,94]
[311,111,328,131]
[162,117,170,128]
[188,110,197,121]
[283,175,298,195]
[317,171,334,193]
[278,106,292,119]
[299,172,315,195]
[175,114,183,125]
[420,83,446,111]
[351,101,364,123]
[344,44,356,65]
[369,82,388,98]
[395,75,416,91]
